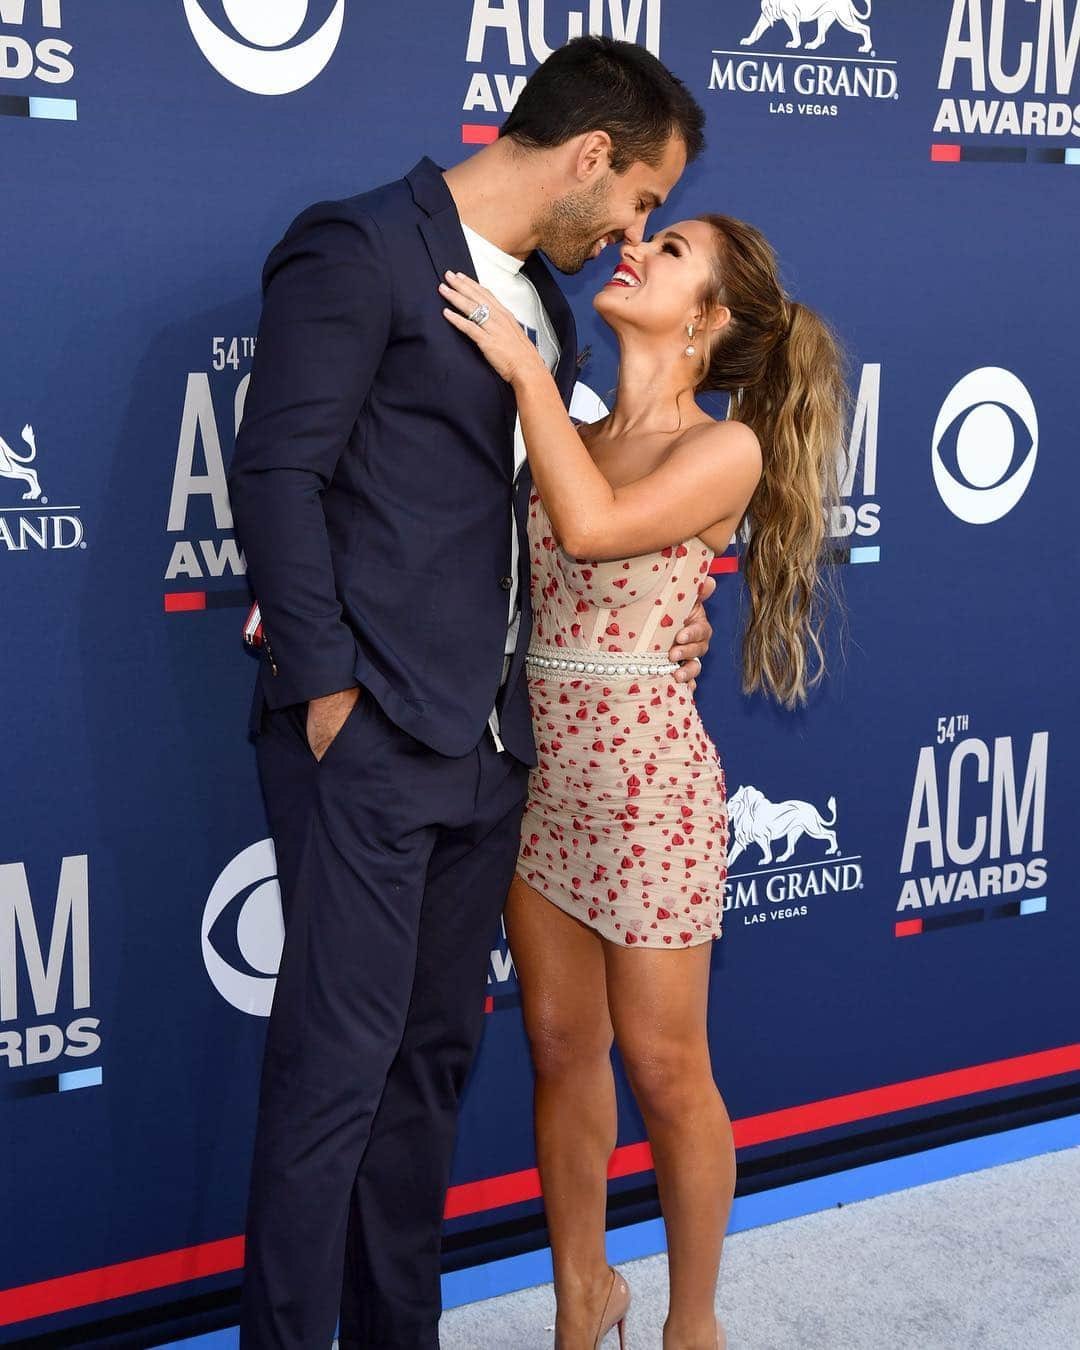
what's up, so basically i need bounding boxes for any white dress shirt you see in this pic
[461,221,561,752]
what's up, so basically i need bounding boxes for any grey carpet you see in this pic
[435,1144,1080,1349]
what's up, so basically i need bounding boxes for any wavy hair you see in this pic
[692,214,852,709]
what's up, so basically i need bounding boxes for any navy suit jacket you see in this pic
[227,156,579,763]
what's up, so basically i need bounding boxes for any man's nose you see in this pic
[621,223,645,246]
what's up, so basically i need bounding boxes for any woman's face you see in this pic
[592,218,720,343]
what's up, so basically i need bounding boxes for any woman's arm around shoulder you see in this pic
[539,402,762,562]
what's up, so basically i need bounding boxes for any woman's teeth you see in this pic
[610,266,641,287]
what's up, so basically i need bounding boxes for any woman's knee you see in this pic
[621,1038,715,1123]
[527,1016,614,1080]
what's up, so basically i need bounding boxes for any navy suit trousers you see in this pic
[238,689,529,1349]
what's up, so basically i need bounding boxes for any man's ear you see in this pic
[576,129,613,182]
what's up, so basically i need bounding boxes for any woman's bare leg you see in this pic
[604,942,735,1350]
[505,874,620,1349]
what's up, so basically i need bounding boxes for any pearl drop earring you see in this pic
[685,323,696,357]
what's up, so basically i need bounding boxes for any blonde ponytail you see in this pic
[695,215,852,708]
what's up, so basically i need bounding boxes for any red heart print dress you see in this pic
[515,489,729,947]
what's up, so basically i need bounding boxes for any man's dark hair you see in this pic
[499,35,705,172]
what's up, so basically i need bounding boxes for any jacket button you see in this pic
[499,575,513,589]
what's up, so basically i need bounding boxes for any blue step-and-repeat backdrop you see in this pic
[2,2,1077,1343]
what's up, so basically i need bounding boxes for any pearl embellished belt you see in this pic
[525,644,681,678]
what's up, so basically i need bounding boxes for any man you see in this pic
[228,35,712,1350]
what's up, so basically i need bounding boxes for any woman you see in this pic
[440,211,850,1350]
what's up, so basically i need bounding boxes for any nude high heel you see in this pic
[593,1265,631,1348]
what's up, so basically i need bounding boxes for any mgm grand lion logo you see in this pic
[726,784,840,867]
[741,0,874,54]
[0,423,46,503]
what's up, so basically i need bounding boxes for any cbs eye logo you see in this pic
[201,839,284,1016]
[931,367,1038,525]
[183,0,345,96]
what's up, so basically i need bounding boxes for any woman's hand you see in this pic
[670,576,717,691]
[439,271,548,388]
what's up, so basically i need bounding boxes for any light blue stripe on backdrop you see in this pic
[29,97,78,120]
[58,1066,103,1090]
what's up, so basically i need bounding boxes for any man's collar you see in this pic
[405,153,577,379]
[405,156,530,271]
[461,220,526,276]
[407,154,549,278]
[404,155,454,218]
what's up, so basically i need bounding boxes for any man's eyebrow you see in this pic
[640,190,664,208]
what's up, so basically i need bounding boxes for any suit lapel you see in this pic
[409,159,519,444]
[406,156,580,471]
[521,250,578,409]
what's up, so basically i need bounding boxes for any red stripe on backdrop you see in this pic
[442,1137,656,1220]
[0,1237,243,1327]
[709,555,739,574]
[444,1042,1080,1210]
[931,143,962,161]
[3,1042,1079,1326]
[731,1042,1080,1147]
[462,124,499,144]
[163,592,206,612]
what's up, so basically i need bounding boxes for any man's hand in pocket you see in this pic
[306,687,360,761]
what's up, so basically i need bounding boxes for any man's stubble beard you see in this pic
[532,173,615,275]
